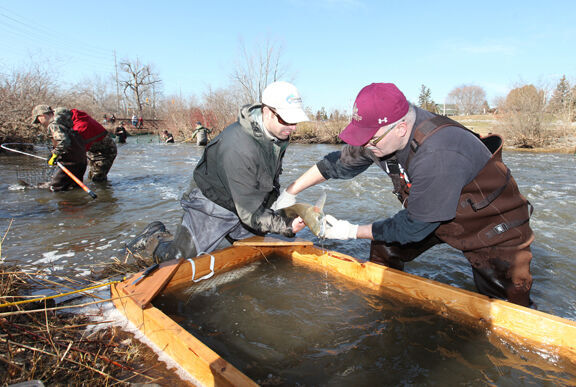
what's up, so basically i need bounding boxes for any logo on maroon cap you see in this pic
[339,83,409,146]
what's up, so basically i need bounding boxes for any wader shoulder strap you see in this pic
[84,130,108,144]
[406,115,479,169]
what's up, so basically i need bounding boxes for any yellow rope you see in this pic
[0,280,121,308]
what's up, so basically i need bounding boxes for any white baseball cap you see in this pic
[262,81,309,124]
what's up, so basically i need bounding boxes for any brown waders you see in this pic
[371,116,534,307]
[370,230,534,306]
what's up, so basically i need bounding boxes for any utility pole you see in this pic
[114,50,121,115]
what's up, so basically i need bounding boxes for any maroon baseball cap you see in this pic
[339,83,409,146]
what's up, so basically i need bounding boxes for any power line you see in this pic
[0,5,111,56]
[0,6,115,74]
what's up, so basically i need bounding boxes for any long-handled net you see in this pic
[2,143,54,187]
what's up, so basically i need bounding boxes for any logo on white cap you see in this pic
[286,94,302,104]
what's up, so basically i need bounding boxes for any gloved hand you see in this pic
[321,214,358,240]
[47,153,59,166]
[271,189,297,210]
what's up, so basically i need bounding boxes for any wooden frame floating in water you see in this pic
[111,236,576,386]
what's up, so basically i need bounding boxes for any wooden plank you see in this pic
[233,236,313,246]
[288,246,576,362]
[111,283,257,387]
[163,243,279,292]
[119,259,184,309]
[110,238,288,384]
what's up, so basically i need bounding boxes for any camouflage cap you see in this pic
[31,104,54,124]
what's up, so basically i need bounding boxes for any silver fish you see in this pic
[281,192,326,237]
[183,262,261,298]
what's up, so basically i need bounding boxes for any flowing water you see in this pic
[1,137,575,383]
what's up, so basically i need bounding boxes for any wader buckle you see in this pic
[493,223,509,234]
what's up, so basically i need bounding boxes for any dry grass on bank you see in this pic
[452,114,576,153]
[0,253,189,385]
[291,115,575,153]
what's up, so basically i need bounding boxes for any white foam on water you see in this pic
[35,250,75,265]
[53,242,70,247]
[8,184,26,191]
[96,242,112,251]
[76,268,91,277]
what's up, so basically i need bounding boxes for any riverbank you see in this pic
[291,114,576,154]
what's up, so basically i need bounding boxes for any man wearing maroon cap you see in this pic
[275,83,535,307]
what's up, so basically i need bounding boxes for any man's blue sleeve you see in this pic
[316,149,373,180]
[372,209,440,244]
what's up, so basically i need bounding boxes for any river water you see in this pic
[1,137,575,382]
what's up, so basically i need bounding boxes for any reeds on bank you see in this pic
[0,253,183,385]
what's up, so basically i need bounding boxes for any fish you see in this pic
[183,262,261,298]
[280,192,326,237]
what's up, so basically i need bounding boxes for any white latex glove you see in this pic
[322,214,358,240]
[271,189,297,210]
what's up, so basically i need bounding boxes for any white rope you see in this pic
[187,251,215,283]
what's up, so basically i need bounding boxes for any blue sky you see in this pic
[1,1,575,113]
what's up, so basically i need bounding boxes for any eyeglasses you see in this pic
[267,106,296,126]
[366,121,403,147]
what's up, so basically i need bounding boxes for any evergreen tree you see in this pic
[417,84,436,113]
[548,75,571,115]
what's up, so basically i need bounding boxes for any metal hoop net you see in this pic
[2,143,55,187]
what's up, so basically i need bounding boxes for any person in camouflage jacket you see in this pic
[54,108,118,182]
[31,105,87,191]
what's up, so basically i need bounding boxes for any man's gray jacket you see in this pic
[193,103,294,237]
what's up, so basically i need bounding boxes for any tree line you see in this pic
[1,40,574,149]
[413,77,575,148]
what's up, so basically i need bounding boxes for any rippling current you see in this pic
[1,137,575,383]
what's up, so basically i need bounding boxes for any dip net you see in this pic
[2,143,55,187]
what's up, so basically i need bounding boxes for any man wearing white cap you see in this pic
[126,81,310,262]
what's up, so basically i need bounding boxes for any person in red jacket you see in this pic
[32,105,118,182]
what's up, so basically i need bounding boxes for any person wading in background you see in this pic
[191,121,212,146]
[114,121,128,144]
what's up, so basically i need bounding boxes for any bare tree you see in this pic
[64,74,117,121]
[119,58,162,118]
[157,94,199,139]
[231,38,290,104]
[447,85,486,115]
[0,64,60,142]
[201,85,242,135]
[497,84,550,147]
